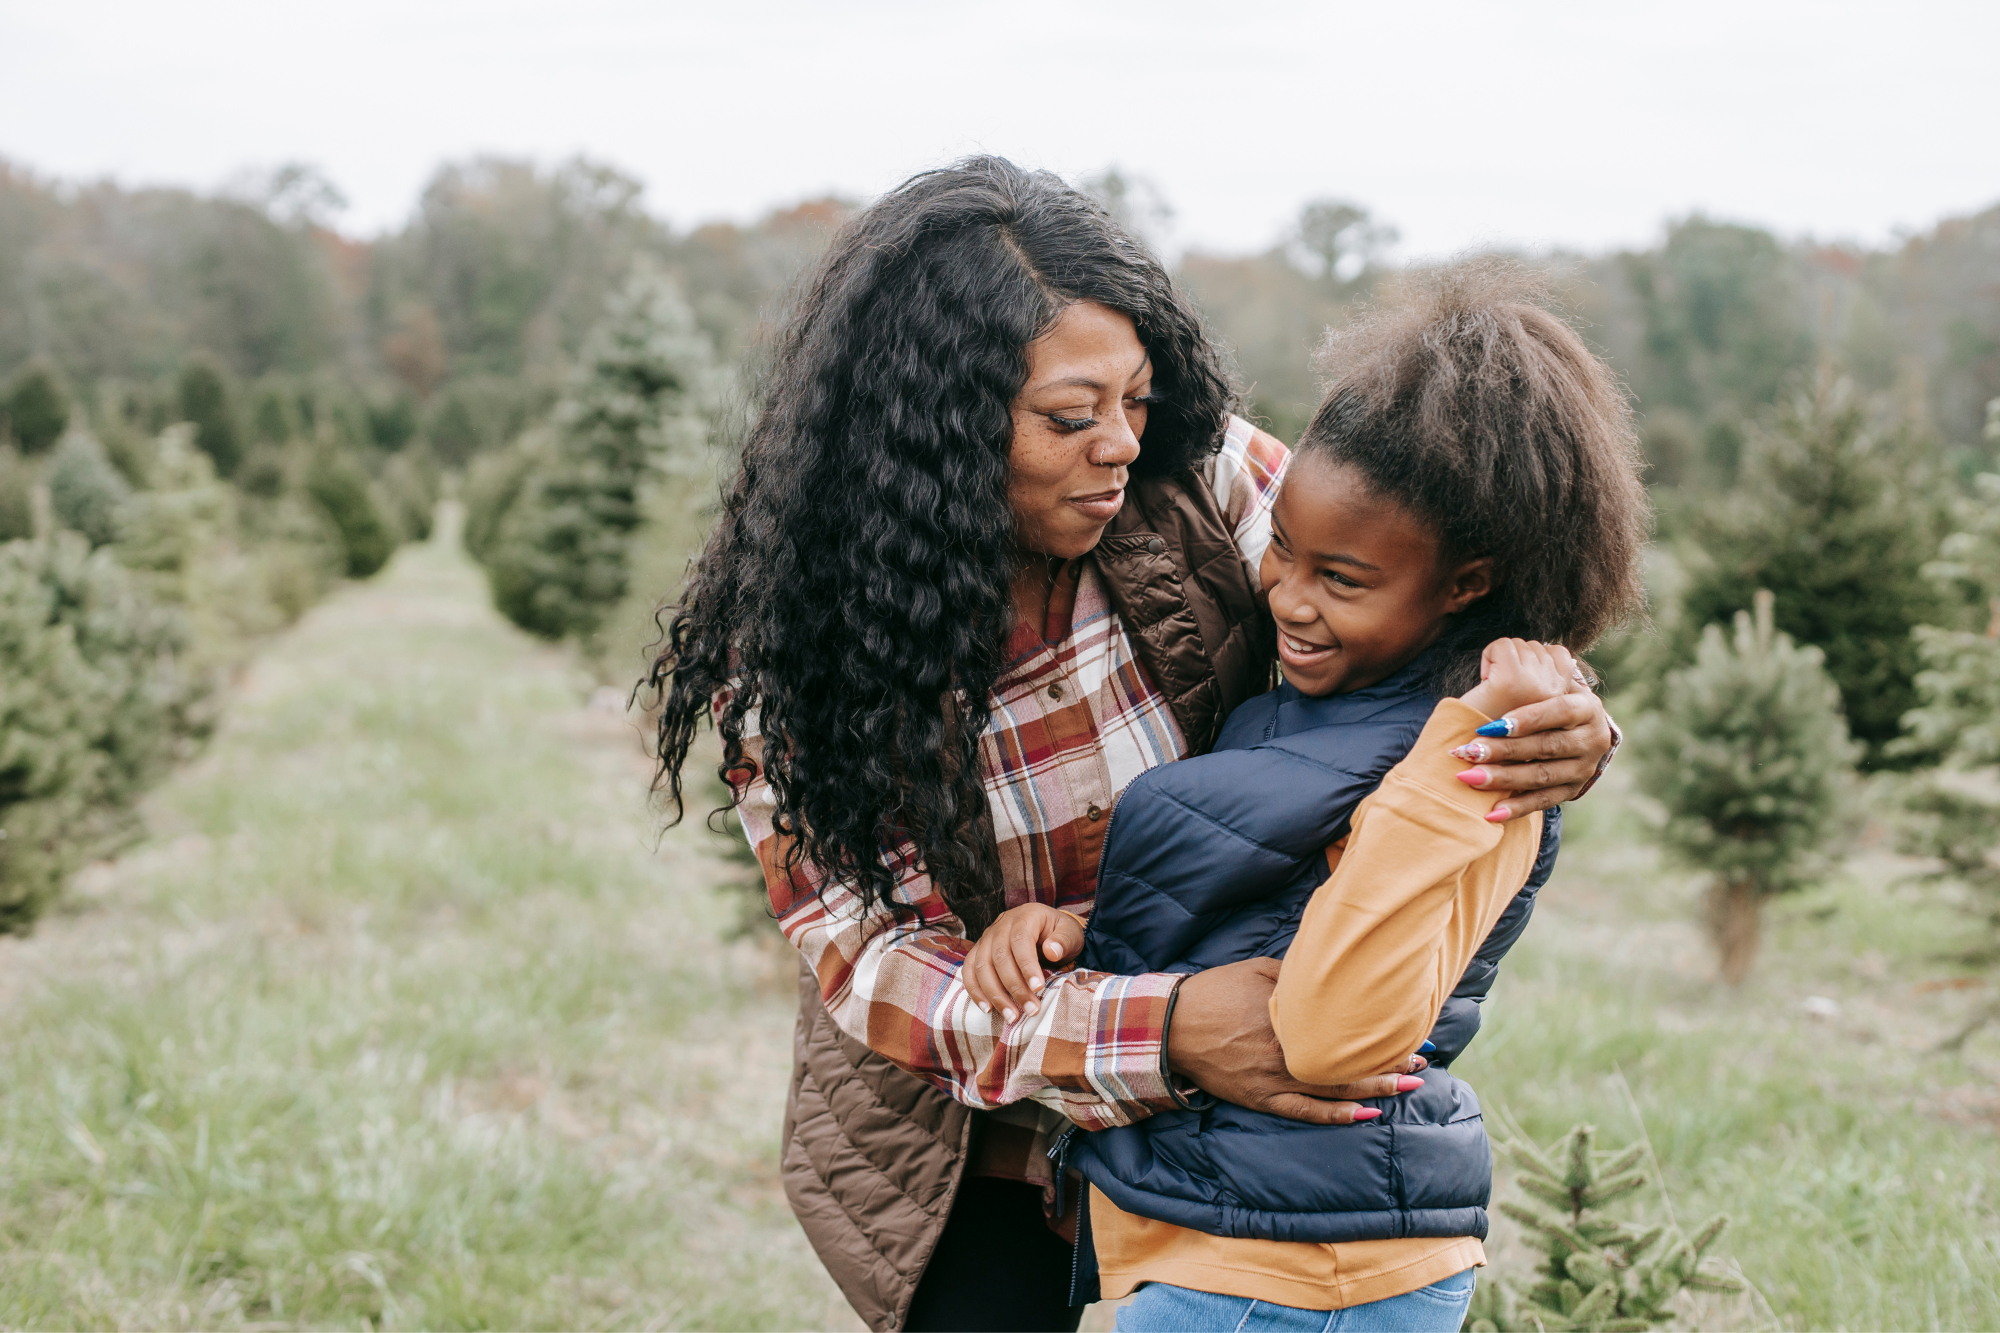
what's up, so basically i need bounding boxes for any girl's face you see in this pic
[1260,454,1494,697]
[1007,301,1154,559]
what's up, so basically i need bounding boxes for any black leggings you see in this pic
[904,1177,1086,1332]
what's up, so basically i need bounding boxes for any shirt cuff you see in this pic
[1574,711,1621,799]
[1393,697,1510,819]
[1077,970,1185,1126]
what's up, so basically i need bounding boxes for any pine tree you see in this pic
[1469,1123,1744,1333]
[47,430,133,547]
[0,445,38,542]
[0,531,204,932]
[1636,591,1861,983]
[177,353,245,478]
[2,359,71,455]
[305,447,398,578]
[1676,373,1949,766]
[1894,440,2000,1047]
[480,263,716,642]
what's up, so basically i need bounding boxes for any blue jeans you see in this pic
[1114,1269,1476,1332]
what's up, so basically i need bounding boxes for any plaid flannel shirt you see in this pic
[735,416,1289,1146]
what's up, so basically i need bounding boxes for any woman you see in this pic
[647,158,1615,1333]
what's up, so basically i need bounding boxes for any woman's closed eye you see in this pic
[1045,411,1097,432]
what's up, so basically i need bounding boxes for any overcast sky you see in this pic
[3,0,1995,259]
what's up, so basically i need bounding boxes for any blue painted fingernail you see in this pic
[1475,718,1515,738]
[1419,1041,1437,1054]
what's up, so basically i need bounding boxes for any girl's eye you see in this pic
[1322,570,1360,589]
[1126,392,1164,408]
[1048,413,1097,433]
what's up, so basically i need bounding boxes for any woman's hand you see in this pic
[961,904,1087,1021]
[1166,958,1425,1124]
[1450,648,1615,823]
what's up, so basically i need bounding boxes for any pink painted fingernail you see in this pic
[1450,742,1489,763]
[1002,1008,1018,1022]
[1484,806,1511,823]
[1395,1075,1424,1092]
[1455,768,1490,787]
[1027,974,1044,991]
[1351,1108,1382,1121]
[1025,1000,1040,1016]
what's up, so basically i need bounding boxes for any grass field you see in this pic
[3,520,1997,1330]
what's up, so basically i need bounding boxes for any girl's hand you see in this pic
[1460,638,1577,721]
[1453,640,1613,823]
[961,904,1087,1022]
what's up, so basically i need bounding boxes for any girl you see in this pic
[962,261,1650,1332]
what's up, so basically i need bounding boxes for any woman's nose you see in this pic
[1089,415,1142,469]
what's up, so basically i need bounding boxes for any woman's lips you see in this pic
[1277,631,1337,671]
[1068,489,1125,522]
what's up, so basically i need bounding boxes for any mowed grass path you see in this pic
[0,523,857,1330]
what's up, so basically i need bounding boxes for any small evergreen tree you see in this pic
[1676,373,1949,766]
[1636,591,1861,983]
[378,446,441,542]
[305,447,398,578]
[178,353,245,478]
[0,531,204,932]
[0,445,37,542]
[1894,456,2000,1048]
[480,263,716,642]
[47,430,133,547]
[2,358,71,455]
[1469,1123,1744,1333]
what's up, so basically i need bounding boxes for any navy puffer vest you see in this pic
[1063,656,1560,1258]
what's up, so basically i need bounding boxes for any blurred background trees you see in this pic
[5,148,2000,980]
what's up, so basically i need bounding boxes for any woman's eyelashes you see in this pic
[1044,390,1159,433]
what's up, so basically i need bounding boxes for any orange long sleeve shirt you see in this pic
[1091,698,1543,1310]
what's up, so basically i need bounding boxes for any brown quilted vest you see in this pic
[781,466,1278,1331]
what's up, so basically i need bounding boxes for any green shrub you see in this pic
[306,447,398,578]
[1675,375,1950,765]
[47,429,133,547]
[1470,1122,1743,1332]
[2,357,71,455]
[0,445,37,542]
[177,353,244,478]
[250,382,301,443]
[379,445,441,542]
[1635,590,1861,983]
[115,425,334,651]
[0,531,208,932]
[462,435,543,564]
[234,442,291,499]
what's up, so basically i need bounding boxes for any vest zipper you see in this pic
[1045,1122,1081,1219]
[1046,1123,1093,1307]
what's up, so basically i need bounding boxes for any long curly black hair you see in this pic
[644,157,1235,933]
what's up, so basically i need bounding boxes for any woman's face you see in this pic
[1007,300,1153,559]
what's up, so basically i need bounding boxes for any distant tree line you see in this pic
[7,153,2000,992]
